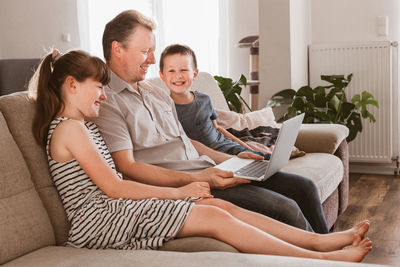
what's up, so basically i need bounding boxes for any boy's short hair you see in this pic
[103,10,156,61]
[159,44,198,72]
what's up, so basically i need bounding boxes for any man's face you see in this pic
[119,26,156,84]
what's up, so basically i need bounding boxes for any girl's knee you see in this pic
[200,198,237,213]
[197,204,232,220]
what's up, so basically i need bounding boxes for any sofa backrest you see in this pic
[0,92,70,255]
[0,109,55,264]
[0,59,40,96]
[146,72,230,111]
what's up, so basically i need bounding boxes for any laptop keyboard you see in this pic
[234,160,269,177]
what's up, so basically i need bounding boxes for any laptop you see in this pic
[214,113,305,181]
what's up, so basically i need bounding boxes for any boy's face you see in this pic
[159,54,198,95]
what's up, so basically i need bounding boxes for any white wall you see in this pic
[226,0,259,104]
[0,0,80,59]
[259,0,310,110]
[311,0,400,44]
[290,0,311,91]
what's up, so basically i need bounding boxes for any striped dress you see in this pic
[47,117,197,250]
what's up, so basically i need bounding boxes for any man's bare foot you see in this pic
[314,220,370,252]
[322,237,372,262]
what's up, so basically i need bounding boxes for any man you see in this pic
[91,9,328,233]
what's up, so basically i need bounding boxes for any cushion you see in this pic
[282,153,343,202]
[296,124,349,154]
[0,92,69,245]
[0,112,55,264]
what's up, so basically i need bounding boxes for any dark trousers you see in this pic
[211,171,329,234]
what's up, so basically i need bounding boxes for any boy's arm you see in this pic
[190,139,232,164]
[212,120,253,150]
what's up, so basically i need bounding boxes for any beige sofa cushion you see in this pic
[0,112,55,264]
[282,153,343,203]
[0,92,69,245]
[296,124,349,154]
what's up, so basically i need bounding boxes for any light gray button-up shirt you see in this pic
[89,71,215,171]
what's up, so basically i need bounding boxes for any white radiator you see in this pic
[309,41,398,163]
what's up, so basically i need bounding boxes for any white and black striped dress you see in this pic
[47,117,197,250]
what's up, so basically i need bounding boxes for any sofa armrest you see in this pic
[295,124,349,154]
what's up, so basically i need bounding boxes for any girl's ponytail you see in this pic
[31,52,64,146]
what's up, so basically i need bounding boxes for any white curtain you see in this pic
[77,0,227,77]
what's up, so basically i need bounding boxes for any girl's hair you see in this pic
[29,50,110,146]
[159,44,198,73]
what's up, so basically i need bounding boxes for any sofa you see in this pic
[0,62,381,266]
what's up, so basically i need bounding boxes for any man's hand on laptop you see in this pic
[193,168,250,190]
[237,151,264,160]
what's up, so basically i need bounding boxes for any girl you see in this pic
[31,49,371,262]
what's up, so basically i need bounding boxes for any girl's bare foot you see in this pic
[322,237,372,262]
[314,220,370,252]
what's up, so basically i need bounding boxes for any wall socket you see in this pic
[62,33,71,42]
[376,16,388,37]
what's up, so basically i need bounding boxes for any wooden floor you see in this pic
[336,173,400,266]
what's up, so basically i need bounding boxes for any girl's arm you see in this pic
[212,120,253,150]
[52,120,212,200]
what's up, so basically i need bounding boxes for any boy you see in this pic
[159,44,270,160]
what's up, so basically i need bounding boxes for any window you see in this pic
[78,0,227,78]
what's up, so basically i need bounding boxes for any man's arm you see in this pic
[111,149,250,189]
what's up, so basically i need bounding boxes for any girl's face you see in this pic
[159,54,198,96]
[74,78,106,118]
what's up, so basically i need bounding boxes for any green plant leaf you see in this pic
[329,95,340,112]
[321,74,349,88]
[267,89,296,107]
[340,102,356,121]
[214,74,251,113]
[297,86,314,102]
[292,97,306,111]
[366,99,379,107]
[314,86,327,107]
[238,74,247,86]
[346,112,362,142]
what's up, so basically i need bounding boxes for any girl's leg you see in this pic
[196,198,369,252]
[177,204,371,262]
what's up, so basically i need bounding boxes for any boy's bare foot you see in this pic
[314,220,370,252]
[322,237,372,262]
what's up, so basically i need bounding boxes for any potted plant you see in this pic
[214,74,252,113]
[266,74,379,142]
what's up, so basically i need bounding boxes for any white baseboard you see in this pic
[350,162,399,176]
